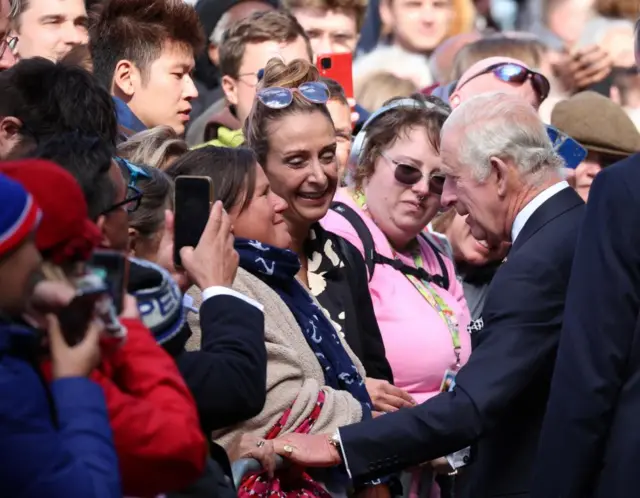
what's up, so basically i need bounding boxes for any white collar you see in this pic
[511,181,569,242]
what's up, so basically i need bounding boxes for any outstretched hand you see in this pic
[272,433,342,468]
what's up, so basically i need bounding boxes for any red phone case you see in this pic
[316,52,354,100]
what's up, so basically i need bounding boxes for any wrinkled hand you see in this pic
[228,434,278,477]
[273,433,341,468]
[180,201,239,289]
[156,209,191,292]
[554,45,612,92]
[366,378,416,413]
[48,314,102,379]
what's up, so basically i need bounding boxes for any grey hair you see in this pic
[9,0,25,21]
[441,92,564,182]
[210,10,232,45]
[117,125,188,171]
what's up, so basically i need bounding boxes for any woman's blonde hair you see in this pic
[356,71,419,113]
[117,126,188,170]
[450,35,547,81]
[244,57,333,167]
[353,94,451,190]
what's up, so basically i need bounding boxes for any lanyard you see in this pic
[352,190,462,369]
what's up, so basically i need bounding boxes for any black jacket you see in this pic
[338,187,584,498]
[532,155,640,498]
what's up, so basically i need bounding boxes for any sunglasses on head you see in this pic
[459,63,550,103]
[256,81,330,109]
[102,157,151,214]
[381,153,446,195]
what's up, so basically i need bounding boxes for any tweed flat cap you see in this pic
[551,91,640,157]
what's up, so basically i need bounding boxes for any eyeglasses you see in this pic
[381,152,446,195]
[256,82,330,109]
[237,68,265,87]
[0,36,17,59]
[101,157,151,214]
[457,63,550,103]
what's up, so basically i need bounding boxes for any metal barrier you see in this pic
[231,455,287,490]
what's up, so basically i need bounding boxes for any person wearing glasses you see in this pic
[30,134,209,497]
[322,94,471,496]
[0,0,16,71]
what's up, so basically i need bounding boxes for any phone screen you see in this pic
[57,289,106,347]
[89,250,129,314]
[174,176,213,268]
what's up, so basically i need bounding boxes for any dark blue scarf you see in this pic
[236,238,372,413]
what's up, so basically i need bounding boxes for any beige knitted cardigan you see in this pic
[186,268,366,451]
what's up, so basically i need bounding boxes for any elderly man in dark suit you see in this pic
[271,92,585,498]
[530,155,640,497]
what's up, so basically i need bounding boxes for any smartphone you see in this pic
[316,52,354,100]
[89,250,129,314]
[173,176,213,268]
[546,125,587,169]
[57,287,107,347]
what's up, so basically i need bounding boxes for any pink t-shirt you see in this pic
[322,191,472,404]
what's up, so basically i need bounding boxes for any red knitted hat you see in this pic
[0,159,103,264]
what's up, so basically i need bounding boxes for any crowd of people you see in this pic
[1,0,639,497]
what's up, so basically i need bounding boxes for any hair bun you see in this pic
[260,57,319,89]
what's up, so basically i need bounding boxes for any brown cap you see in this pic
[551,91,640,157]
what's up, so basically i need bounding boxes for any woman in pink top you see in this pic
[322,94,472,496]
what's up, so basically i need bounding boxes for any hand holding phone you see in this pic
[47,313,102,379]
[179,200,239,289]
[173,176,214,268]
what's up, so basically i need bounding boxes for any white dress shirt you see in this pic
[183,286,264,314]
[511,181,570,243]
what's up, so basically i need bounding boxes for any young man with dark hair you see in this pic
[0,57,118,158]
[89,0,205,139]
[198,9,313,148]
[282,0,366,55]
[9,0,88,61]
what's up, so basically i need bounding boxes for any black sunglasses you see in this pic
[381,153,445,195]
[458,63,550,102]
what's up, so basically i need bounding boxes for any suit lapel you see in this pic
[510,187,583,254]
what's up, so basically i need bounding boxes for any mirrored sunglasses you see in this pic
[256,82,330,109]
[461,63,550,103]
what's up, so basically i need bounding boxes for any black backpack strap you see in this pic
[330,201,377,280]
[419,233,451,291]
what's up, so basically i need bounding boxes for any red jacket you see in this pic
[43,318,207,497]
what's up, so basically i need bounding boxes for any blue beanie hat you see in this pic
[0,173,41,257]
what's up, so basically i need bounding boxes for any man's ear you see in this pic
[221,74,240,106]
[127,227,140,257]
[492,157,510,197]
[208,42,220,66]
[112,59,139,98]
[96,215,112,248]
[0,116,22,141]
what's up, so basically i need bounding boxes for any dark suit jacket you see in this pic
[339,186,584,498]
[531,155,640,498]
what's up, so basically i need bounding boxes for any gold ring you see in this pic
[283,444,294,455]
[256,440,265,448]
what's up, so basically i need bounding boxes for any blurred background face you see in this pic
[229,163,291,248]
[264,110,338,232]
[222,37,312,125]
[14,0,88,61]
[0,0,16,71]
[572,151,620,201]
[326,98,352,180]
[292,8,359,55]
[445,212,510,266]
[364,126,443,242]
[381,0,454,55]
